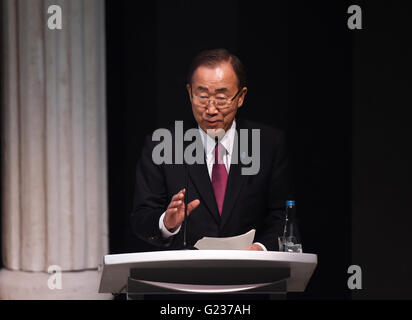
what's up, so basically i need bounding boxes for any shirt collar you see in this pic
[199,119,236,157]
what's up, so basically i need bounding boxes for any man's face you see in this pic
[187,61,247,134]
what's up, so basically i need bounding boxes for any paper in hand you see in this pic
[194,229,256,250]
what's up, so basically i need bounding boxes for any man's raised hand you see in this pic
[164,189,200,232]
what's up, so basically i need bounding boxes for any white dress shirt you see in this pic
[158,120,266,251]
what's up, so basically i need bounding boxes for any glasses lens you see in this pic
[195,95,208,106]
[216,98,228,107]
[194,95,230,109]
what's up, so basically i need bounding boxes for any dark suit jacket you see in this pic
[130,118,292,251]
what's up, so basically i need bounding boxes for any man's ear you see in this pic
[186,84,193,104]
[237,87,248,108]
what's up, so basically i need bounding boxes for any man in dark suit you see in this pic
[130,48,292,251]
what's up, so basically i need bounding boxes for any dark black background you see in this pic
[105,0,412,300]
[351,1,412,299]
[106,0,352,300]
[0,0,411,301]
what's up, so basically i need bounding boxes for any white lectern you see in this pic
[98,250,317,299]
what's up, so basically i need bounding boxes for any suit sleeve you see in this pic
[254,130,293,251]
[130,134,173,249]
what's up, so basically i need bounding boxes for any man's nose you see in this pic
[206,101,219,115]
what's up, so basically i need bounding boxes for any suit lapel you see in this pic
[188,162,221,224]
[182,122,221,224]
[220,118,249,229]
[220,150,248,229]
[181,118,250,228]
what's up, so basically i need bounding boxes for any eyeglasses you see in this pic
[191,88,242,110]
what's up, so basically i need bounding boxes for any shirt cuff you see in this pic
[253,242,267,251]
[159,212,181,238]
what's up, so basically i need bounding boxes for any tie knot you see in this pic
[214,142,225,164]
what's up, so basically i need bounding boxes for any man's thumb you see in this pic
[187,199,200,214]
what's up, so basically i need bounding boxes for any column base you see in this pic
[0,268,112,300]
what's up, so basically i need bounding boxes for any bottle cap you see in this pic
[286,200,295,207]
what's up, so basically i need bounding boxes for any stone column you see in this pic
[0,0,110,299]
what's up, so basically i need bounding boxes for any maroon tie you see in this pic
[212,142,228,215]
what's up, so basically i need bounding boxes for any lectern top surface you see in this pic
[104,250,316,265]
[99,250,317,294]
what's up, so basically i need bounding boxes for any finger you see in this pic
[171,192,182,202]
[171,199,199,226]
[175,189,186,199]
[166,207,178,215]
[169,199,183,207]
[177,191,185,201]
[187,199,200,214]
[248,244,263,251]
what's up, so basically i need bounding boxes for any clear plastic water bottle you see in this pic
[278,200,303,253]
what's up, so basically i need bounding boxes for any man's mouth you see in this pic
[206,120,221,126]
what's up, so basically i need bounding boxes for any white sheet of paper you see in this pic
[194,229,256,250]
